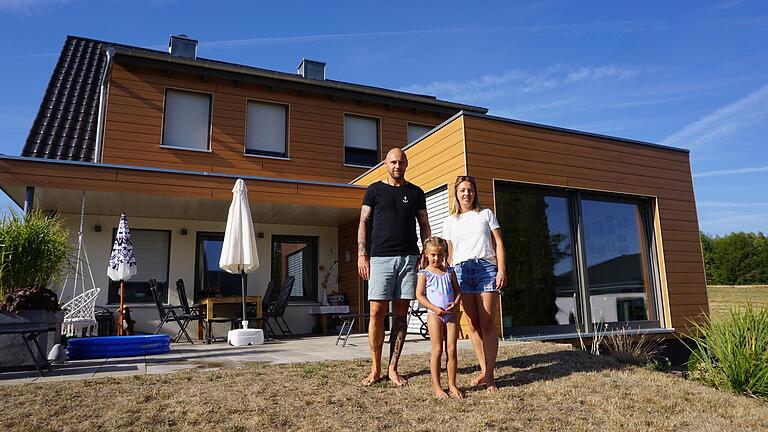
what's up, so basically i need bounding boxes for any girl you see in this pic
[443,175,506,392]
[415,236,463,399]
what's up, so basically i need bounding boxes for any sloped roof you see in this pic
[22,37,106,161]
[21,35,488,162]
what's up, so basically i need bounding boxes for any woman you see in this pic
[442,175,506,391]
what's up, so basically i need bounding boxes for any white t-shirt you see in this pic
[442,208,501,265]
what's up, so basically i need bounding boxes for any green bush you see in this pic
[0,210,73,301]
[687,304,768,399]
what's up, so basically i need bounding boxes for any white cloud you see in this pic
[693,165,768,177]
[400,64,643,102]
[662,84,768,149]
[0,0,70,13]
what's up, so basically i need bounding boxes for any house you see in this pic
[0,35,708,340]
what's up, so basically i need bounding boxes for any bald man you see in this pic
[358,148,430,387]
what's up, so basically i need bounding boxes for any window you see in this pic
[194,232,242,302]
[344,114,379,167]
[494,181,661,337]
[246,101,288,157]
[407,123,434,144]
[162,89,211,151]
[271,235,318,301]
[108,229,171,304]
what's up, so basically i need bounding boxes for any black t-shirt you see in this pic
[362,181,427,257]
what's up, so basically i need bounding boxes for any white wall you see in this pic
[55,213,338,337]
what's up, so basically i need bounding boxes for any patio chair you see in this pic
[149,279,199,344]
[176,278,236,342]
[263,276,295,337]
[243,279,278,338]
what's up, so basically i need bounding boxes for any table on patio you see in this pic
[309,305,350,335]
[196,296,262,342]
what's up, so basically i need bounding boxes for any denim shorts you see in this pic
[368,255,418,300]
[454,259,498,294]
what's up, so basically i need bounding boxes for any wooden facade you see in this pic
[102,61,449,183]
[351,112,708,337]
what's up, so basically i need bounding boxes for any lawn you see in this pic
[2,342,767,432]
[707,285,768,321]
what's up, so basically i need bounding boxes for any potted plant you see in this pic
[0,210,73,371]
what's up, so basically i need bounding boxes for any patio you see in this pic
[0,334,518,385]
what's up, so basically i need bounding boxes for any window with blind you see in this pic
[246,101,288,157]
[407,123,434,144]
[344,114,379,167]
[162,89,211,151]
[108,229,171,304]
[271,235,318,301]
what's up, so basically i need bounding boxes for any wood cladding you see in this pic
[462,115,708,332]
[102,62,449,183]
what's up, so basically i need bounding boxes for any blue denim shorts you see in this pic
[454,259,498,294]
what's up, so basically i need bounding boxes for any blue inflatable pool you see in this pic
[67,335,171,360]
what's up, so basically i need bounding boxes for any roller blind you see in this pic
[286,251,304,297]
[407,124,433,144]
[162,89,211,150]
[344,115,378,150]
[246,101,287,156]
[130,230,171,283]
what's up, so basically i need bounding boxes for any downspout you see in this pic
[93,47,116,164]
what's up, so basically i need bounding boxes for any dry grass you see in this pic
[708,285,768,321]
[2,342,768,432]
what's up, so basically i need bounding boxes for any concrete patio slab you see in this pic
[0,333,521,384]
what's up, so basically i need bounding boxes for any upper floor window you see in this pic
[246,100,288,158]
[407,123,434,144]
[344,114,379,167]
[162,89,211,151]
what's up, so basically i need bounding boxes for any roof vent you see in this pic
[297,58,326,80]
[169,34,198,59]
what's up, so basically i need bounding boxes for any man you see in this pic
[358,148,430,387]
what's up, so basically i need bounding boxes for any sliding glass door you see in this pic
[495,181,661,337]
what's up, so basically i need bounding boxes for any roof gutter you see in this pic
[93,47,116,163]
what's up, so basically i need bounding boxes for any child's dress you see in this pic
[421,268,456,324]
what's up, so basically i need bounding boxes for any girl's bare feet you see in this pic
[449,386,464,399]
[362,370,380,386]
[434,387,450,399]
[471,373,486,387]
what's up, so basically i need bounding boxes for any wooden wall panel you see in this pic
[102,62,450,183]
[337,218,365,332]
[463,115,708,334]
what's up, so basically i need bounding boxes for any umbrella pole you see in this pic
[119,280,125,336]
[241,271,247,329]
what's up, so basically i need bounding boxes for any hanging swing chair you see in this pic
[60,191,101,338]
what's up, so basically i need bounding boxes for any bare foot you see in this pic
[471,373,486,387]
[486,377,498,392]
[388,369,408,387]
[434,387,450,399]
[362,370,380,386]
[449,386,464,399]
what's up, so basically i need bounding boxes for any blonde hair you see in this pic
[423,236,448,256]
[450,175,482,215]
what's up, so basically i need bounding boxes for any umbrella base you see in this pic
[227,328,264,346]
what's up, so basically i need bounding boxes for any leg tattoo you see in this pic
[388,315,408,367]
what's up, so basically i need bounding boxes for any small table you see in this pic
[196,296,262,342]
[309,305,350,335]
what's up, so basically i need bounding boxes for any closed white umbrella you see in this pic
[107,212,137,336]
[219,179,260,332]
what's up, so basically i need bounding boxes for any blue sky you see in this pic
[0,0,766,235]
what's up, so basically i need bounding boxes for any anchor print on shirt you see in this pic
[402,196,409,204]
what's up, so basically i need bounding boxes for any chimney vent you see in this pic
[297,58,326,80]
[169,34,198,59]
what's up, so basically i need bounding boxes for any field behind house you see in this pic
[2,342,768,432]
[707,285,768,320]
